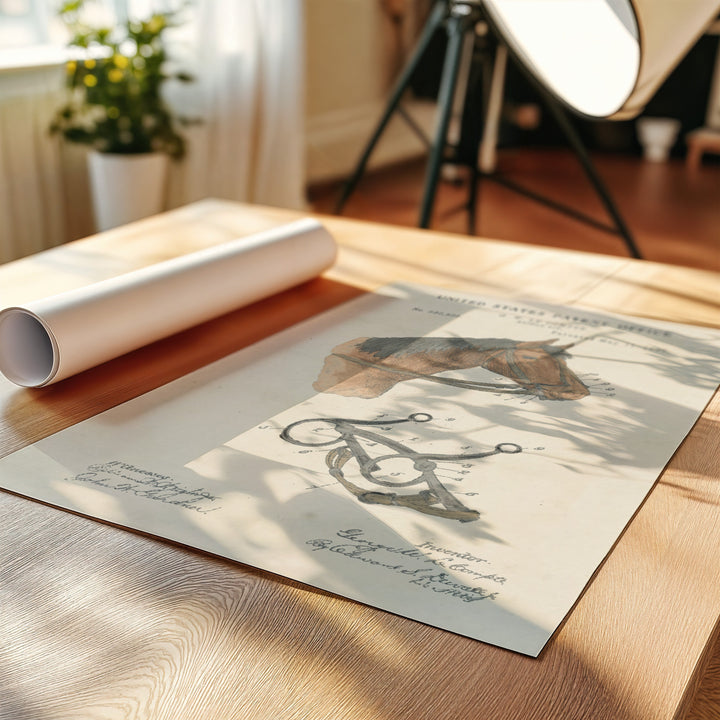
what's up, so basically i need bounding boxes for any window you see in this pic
[0,0,54,48]
[0,1,135,68]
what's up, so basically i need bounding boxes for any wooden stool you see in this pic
[686,127,720,170]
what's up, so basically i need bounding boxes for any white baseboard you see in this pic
[305,98,438,185]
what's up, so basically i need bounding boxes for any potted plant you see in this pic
[50,0,193,231]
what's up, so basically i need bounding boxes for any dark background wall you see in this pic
[408,26,719,159]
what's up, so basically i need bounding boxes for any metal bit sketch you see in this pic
[280,413,522,523]
[313,337,590,400]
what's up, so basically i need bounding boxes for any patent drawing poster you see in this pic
[1,285,718,656]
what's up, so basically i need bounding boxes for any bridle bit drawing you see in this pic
[281,413,521,523]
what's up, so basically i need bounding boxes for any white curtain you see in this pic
[167,0,306,211]
[0,0,306,263]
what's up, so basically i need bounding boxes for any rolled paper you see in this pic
[0,218,337,388]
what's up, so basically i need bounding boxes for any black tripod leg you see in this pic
[334,0,447,214]
[541,91,643,259]
[466,36,498,235]
[467,157,480,235]
[419,10,473,228]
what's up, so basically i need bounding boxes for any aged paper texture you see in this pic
[1,285,718,656]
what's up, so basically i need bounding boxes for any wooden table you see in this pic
[1,199,719,720]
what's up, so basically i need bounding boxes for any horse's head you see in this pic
[313,336,590,400]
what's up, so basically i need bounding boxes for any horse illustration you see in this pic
[313,336,589,401]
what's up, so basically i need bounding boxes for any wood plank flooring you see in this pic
[309,148,720,272]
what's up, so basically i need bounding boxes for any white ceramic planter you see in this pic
[636,117,681,163]
[87,151,169,231]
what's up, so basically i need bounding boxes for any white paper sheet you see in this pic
[0,284,718,656]
[0,219,336,386]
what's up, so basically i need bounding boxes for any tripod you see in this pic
[334,0,642,259]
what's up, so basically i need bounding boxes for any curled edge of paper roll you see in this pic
[0,309,58,387]
[0,218,337,388]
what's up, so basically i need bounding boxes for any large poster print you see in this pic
[1,285,718,656]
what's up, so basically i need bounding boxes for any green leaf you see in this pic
[50,2,197,159]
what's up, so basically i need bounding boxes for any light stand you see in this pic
[334,0,643,259]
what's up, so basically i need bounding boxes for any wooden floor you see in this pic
[309,148,720,272]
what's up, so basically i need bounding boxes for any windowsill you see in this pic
[0,45,70,73]
[0,44,107,74]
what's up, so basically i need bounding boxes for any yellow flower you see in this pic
[147,16,164,33]
[83,75,98,87]
[108,68,124,83]
[84,59,96,69]
[66,60,77,73]
[113,55,129,69]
